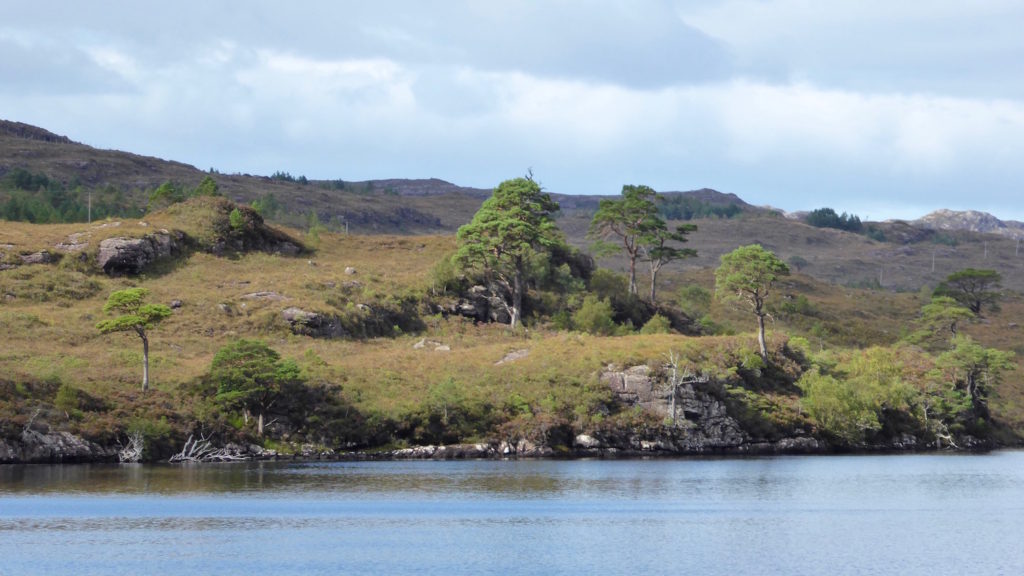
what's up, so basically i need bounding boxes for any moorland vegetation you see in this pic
[2,166,1022,462]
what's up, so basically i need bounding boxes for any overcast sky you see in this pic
[3,1,1024,220]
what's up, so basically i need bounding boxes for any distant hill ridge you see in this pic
[2,118,1023,242]
[0,119,74,144]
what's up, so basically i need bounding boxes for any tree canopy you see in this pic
[906,296,974,350]
[454,176,562,329]
[210,339,302,436]
[640,221,697,302]
[96,288,172,391]
[805,207,863,232]
[932,335,1015,416]
[935,268,1002,316]
[588,184,660,296]
[715,244,789,360]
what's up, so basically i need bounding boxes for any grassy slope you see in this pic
[2,206,1022,445]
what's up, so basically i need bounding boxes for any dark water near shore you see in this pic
[3,452,1024,575]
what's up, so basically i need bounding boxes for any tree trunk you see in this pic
[756,313,768,361]
[139,329,150,392]
[628,255,638,296]
[257,412,264,436]
[649,264,659,303]
[670,383,677,426]
[511,267,523,330]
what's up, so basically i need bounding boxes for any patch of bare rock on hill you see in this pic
[915,209,1024,238]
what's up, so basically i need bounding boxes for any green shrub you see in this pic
[639,313,672,334]
[797,367,881,444]
[677,285,711,318]
[54,383,82,419]
[229,208,245,230]
[572,295,617,336]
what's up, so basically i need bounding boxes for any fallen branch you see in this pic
[118,431,144,463]
[169,434,248,463]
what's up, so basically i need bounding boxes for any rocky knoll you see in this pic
[915,209,1024,238]
[96,230,183,275]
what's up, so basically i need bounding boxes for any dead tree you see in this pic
[169,434,247,463]
[118,431,145,463]
[664,351,709,426]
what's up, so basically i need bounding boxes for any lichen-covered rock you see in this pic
[597,364,748,454]
[449,285,512,324]
[19,251,59,265]
[96,231,182,275]
[0,430,118,463]
[282,307,347,338]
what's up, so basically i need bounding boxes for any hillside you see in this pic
[2,122,1024,462]
[2,194,1023,463]
[6,119,1024,294]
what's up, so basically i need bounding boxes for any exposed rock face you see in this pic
[19,251,59,265]
[282,307,347,338]
[96,231,183,275]
[0,430,118,464]
[915,209,1024,238]
[589,364,822,456]
[450,285,511,324]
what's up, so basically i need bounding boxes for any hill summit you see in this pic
[915,209,1024,239]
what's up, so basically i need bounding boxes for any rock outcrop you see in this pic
[96,230,183,275]
[583,364,823,456]
[0,429,118,464]
[914,209,1024,239]
[281,307,347,338]
[449,285,511,324]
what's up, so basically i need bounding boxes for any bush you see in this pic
[572,295,617,336]
[677,285,711,318]
[639,314,672,334]
[797,367,880,444]
[229,208,245,230]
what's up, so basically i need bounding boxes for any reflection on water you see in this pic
[2,453,1024,575]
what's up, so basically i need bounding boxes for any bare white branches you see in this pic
[118,431,145,463]
[664,351,709,426]
[169,434,247,463]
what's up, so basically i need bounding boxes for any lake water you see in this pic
[2,452,1024,575]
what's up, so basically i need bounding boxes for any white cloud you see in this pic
[3,3,1024,219]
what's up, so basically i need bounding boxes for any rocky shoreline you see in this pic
[2,428,995,465]
[0,363,999,465]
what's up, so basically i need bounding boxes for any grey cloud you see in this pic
[0,36,132,95]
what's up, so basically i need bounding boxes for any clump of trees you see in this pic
[658,195,742,220]
[146,176,221,212]
[0,168,133,222]
[589,184,697,302]
[805,207,863,232]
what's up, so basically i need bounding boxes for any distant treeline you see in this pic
[658,195,742,220]
[805,207,863,232]
[0,168,137,223]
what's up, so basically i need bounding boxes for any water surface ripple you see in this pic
[2,452,1023,575]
